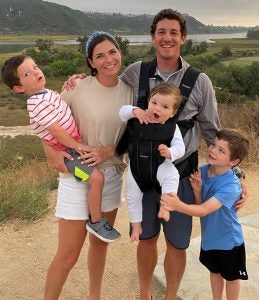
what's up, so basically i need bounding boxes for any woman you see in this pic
[43,31,133,300]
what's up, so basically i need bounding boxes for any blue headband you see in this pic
[85,31,117,56]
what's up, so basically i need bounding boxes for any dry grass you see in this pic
[199,102,259,167]
[0,161,58,221]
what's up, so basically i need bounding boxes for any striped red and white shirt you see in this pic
[27,89,81,150]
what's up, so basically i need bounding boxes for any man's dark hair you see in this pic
[150,9,187,36]
[1,55,28,89]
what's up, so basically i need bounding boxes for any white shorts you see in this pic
[55,166,123,220]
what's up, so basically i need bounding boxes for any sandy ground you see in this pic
[0,168,258,300]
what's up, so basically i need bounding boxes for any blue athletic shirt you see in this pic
[200,164,243,251]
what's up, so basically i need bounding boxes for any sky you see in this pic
[44,0,259,27]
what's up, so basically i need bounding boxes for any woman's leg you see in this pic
[44,219,86,300]
[87,209,118,300]
[210,272,224,300]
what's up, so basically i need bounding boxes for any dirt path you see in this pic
[0,126,34,138]
[1,168,258,300]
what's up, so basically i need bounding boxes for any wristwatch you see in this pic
[233,166,246,179]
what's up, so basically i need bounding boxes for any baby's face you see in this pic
[15,57,46,95]
[147,93,176,123]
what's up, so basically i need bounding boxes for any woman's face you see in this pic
[88,39,121,78]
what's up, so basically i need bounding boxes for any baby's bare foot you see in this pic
[158,207,170,222]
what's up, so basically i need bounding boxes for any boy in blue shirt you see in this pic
[161,128,249,300]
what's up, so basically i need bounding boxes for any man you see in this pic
[120,9,221,300]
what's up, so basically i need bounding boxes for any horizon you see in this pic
[44,0,259,27]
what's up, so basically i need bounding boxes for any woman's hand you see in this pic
[42,143,71,173]
[62,73,87,91]
[235,178,248,211]
[79,145,115,167]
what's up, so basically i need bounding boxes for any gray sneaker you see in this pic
[86,218,120,243]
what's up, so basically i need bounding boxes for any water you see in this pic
[0,32,248,53]
[121,32,247,44]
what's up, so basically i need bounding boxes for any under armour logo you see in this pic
[239,271,247,276]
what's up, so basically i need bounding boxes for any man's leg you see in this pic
[164,239,186,300]
[137,234,159,300]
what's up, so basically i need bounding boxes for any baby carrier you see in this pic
[116,59,201,193]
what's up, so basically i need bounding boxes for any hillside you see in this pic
[0,0,248,35]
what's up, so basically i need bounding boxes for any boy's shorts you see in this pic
[64,149,93,182]
[139,177,194,249]
[199,243,248,281]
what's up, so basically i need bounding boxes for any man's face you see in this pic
[152,18,186,62]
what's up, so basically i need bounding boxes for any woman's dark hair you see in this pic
[86,34,120,76]
[150,9,187,37]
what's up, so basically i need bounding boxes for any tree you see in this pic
[77,35,88,54]
[115,36,129,57]
[220,46,232,58]
[181,40,207,56]
[35,39,54,52]
[247,28,259,40]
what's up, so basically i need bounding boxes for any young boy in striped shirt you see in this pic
[1,55,120,243]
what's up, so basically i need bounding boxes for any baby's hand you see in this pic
[133,108,152,125]
[158,206,170,221]
[158,144,171,159]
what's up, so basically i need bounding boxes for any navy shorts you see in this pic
[64,149,93,182]
[139,176,194,249]
[199,243,248,281]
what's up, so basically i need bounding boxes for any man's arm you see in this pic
[196,73,221,146]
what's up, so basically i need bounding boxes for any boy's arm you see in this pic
[160,193,222,217]
[42,142,70,173]
[47,121,89,154]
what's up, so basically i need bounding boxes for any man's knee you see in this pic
[138,235,159,250]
